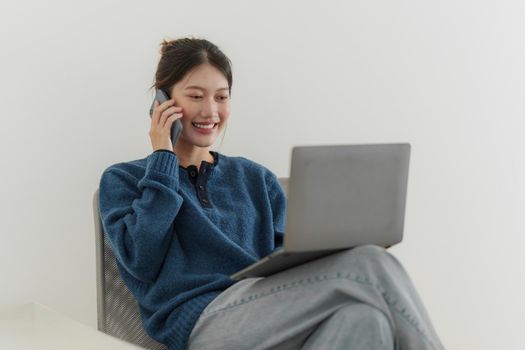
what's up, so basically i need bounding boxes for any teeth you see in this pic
[193,123,215,129]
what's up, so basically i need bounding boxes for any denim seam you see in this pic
[201,271,436,350]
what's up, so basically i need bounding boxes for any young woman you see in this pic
[98,37,445,350]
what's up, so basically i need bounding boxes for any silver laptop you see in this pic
[230,143,411,281]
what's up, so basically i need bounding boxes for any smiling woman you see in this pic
[147,38,233,169]
[98,36,445,350]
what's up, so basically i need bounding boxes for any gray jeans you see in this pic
[187,245,445,350]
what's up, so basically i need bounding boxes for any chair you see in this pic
[92,178,289,349]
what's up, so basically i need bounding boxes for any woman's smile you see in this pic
[191,122,218,134]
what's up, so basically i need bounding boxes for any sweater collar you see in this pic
[179,151,219,170]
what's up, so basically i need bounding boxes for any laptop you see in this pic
[230,143,411,281]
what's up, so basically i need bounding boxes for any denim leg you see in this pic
[187,245,444,350]
[302,303,394,350]
[340,245,444,350]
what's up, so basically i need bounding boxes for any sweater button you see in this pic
[198,185,205,191]
[190,170,196,177]
[202,198,209,204]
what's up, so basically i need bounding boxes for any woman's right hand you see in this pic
[149,99,183,152]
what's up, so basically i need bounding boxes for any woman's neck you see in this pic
[173,143,214,169]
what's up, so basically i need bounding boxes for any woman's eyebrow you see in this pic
[184,85,229,91]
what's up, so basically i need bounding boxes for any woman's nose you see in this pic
[201,98,219,117]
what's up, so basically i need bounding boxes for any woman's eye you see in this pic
[189,95,228,100]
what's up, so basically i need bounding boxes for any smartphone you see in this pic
[149,89,183,148]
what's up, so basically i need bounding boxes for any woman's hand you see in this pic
[149,99,183,152]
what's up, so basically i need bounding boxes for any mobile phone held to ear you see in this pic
[149,89,183,148]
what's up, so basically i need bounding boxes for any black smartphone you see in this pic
[149,89,183,147]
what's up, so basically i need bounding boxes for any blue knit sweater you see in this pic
[98,149,287,350]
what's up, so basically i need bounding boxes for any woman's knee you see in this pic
[330,244,404,277]
[331,303,394,345]
[339,244,391,264]
[352,244,387,255]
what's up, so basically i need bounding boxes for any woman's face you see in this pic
[169,63,231,148]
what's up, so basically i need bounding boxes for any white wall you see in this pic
[1,0,524,349]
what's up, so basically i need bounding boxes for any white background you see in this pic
[1,1,524,349]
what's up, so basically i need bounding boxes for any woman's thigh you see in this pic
[187,245,403,350]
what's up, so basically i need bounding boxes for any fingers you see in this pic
[152,99,181,123]
[150,99,184,138]
[149,99,185,152]
[164,113,182,129]
[160,106,183,128]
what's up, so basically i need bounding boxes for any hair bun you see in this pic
[160,39,177,55]
[152,37,232,94]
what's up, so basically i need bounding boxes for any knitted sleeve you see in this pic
[266,171,287,250]
[98,151,183,283]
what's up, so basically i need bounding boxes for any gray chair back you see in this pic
[92,177,289,349]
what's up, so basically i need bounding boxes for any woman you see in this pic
[98,37,445,350]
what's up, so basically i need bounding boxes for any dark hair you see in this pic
[150,37,233,96]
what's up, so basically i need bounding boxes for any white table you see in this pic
[0,302,143,349]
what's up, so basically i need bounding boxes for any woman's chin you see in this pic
[179,136,217,148]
